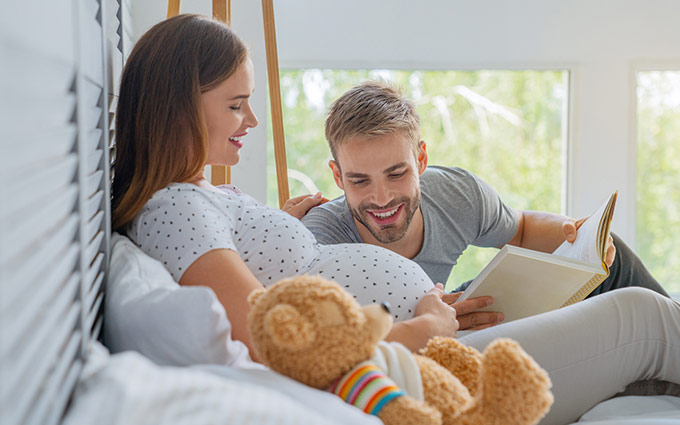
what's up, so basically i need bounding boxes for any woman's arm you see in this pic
[179,248,263,360]
[182,254,458,355]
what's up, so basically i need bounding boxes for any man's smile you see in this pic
[365,203,404,226]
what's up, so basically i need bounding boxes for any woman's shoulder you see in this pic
[146,182,238,206]
[135,182,266,229]
[152,182,207,198]
[131,183,228,229]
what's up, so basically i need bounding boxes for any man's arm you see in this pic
[506,207,616,266]
[506,208,615,265]
[504,209,574,253]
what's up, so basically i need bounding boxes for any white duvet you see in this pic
[64,342,680,425]
[62,342,380,425]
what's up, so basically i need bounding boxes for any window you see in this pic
[269,69,568,288]
[636,70,680,294]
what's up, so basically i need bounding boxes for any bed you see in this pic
[1,0,679,424]
[69,233,680,425]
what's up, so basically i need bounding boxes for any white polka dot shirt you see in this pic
[128,183,433,321]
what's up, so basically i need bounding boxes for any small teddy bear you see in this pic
[247,275,553,425]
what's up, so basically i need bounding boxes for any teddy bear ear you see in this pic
[247,288,267,307]
[264,304,316,351]
[317,300,346,327]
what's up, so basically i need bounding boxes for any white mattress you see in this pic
[574,395,680,424]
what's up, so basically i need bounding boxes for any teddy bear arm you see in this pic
[415,355,475,425]
[377,395,442,425]
[419,336,483,397]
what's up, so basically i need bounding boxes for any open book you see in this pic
[456,191,618,323]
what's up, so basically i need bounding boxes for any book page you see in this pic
[552,197,610,266]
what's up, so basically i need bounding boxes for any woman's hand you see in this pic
[386,284,459,351]
[414,284,459,337]
[281,192,325,220]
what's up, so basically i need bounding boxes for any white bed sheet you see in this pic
[63,342,381,425]
[573,395,680,424]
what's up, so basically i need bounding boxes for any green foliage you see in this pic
[636,71,680,294]
[267,69,566,290]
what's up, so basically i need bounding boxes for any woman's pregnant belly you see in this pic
[305,243,434,321]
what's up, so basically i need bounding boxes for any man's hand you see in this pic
[562,218,616,267]
[441,291,504,330]
[281,192,326,219]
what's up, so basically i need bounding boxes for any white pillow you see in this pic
[104,233,257,368]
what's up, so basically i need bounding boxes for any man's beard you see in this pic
[350,191,421,244]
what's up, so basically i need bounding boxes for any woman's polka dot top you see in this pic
[128,183,433,321]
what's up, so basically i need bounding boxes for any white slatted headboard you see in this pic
[0,0,122,424]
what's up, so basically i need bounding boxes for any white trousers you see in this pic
[458,287,680,425]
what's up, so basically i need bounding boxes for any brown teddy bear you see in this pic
[247,275,554,425]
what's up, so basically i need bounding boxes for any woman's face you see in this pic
[201,57,258,167]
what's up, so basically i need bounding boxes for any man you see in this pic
[301,81,669,330]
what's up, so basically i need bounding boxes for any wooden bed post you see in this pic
[167,0,181,18]
[262,0,290,207]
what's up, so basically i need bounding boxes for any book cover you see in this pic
[456,191,617,323]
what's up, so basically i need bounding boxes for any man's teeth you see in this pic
[372,208,398,218]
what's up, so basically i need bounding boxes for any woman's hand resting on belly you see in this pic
[384,283,459,352]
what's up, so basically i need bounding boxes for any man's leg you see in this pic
[587,233,670,298]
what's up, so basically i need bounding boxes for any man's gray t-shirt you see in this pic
[301,166,518,284]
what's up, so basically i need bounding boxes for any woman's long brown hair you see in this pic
[112,14,247,231]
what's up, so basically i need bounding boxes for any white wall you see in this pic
[128,0,680,245]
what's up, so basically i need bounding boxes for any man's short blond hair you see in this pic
[325,81,421,162]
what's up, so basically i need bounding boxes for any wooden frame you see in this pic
[262,0,289,206]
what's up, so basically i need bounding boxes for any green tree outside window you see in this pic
[637,71,680,294]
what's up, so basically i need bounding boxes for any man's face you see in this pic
[330,133,427,244]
